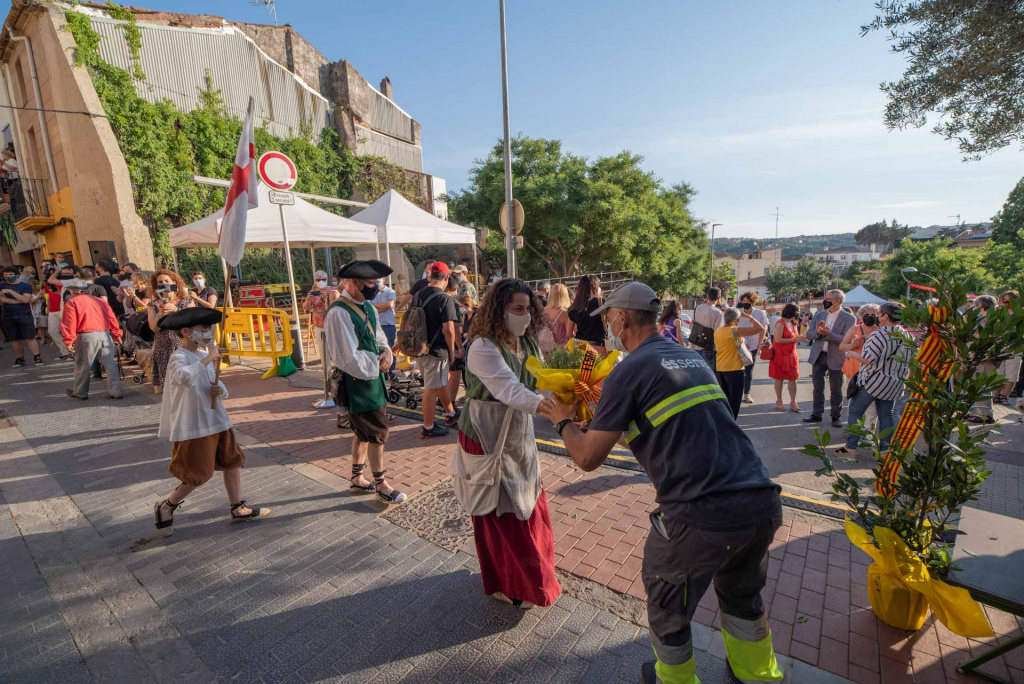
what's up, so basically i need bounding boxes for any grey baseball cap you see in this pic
[64,278,91,290]
[592,282,660,316]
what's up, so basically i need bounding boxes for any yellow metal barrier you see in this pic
[220,307,294,378]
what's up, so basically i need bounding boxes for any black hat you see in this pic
[336,259,393,280]
[157,307,224,331]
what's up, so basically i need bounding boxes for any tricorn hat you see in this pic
[336,259,393,280]
[157,307,224,331]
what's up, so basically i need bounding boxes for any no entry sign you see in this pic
[258,151,297,191]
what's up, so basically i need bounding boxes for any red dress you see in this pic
[458,431,562,607]
[769,320,800,381]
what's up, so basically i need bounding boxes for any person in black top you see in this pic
[188,271,219,309]
[536,281,550,307]
[409,260,433,298]
[568,275,606,354]
[413,261,462,438]
[93,260,126,318]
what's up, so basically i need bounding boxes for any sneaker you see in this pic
[13,357,24,368]
[742,394,754,404]
[444,407,462,427]
[34,355,44,366]
[421,425,450,439]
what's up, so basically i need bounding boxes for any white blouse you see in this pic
[158,347,232,442]
[466,338,543,415]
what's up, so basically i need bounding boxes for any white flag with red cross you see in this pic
[218,96,258,267]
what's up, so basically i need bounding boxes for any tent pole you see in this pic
[171,247,179,274]
[472,234,479,290]
[279,204,305,370]
[384,230,392,286]
[375,239,381,260]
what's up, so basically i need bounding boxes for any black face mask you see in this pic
[862,314,878,327]
[360,283,381,301]
[738,302,751,311]
[823,299,833,309]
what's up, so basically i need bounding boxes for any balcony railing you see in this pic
[9,178,50,223]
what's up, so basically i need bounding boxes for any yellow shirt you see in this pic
[714,325,744,372]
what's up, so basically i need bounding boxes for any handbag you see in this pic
[689,319,714,350]
[846,371,861,400]
[760,341,774,361]
[451,406,515,516]
[734,327,754,367]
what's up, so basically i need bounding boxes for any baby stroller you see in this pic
[388,356,424,409]
[119,310,154,385]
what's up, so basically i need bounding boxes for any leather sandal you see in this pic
[154,498,183,537]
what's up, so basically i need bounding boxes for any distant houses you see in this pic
[907,223,992,249]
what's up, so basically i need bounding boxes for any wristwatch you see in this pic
[555,419,573,436]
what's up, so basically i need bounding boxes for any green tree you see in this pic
[991,177,1024,249]
[877,238,994,299]
[980,242,1024,295]
[764,264,797,301]
[791,259,834,299]
[863,1,1024,158]
[712,262,737,300]
[855,219,911,252]
[447,136,708,295]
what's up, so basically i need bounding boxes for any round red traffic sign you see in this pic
[257,151,297,191]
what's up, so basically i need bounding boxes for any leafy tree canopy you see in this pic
[790,259,834,298]
[854,219,911,251]
[763,264,800,301]
[447,136,709,295]
[863,1,1024,158]
[877,238,996,299]
[991,176,1024,249]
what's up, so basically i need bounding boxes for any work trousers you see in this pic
[811,354,844,420]
[47,311,68,355]
[73,331,123,399]
[643,510,783,683]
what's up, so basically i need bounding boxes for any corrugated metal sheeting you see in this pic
[369,89,415,144]
[90,16,329,140]
[355,129,423,173]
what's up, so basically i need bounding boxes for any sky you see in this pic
[141,0,1024,239]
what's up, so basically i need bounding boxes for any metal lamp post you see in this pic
[709,223,723,290]
[901,266,918,300]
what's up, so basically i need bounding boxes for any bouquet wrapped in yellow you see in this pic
[525,341,620,422]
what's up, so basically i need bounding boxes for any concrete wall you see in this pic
[236,23,330,99]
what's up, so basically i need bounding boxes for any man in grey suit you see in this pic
[803,289,856,427]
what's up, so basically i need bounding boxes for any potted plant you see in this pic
[802,269,1023,633]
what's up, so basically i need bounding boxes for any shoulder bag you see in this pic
[451,406,515,517]
[689,319,714,350]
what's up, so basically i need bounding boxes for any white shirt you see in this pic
[323,290,392,381]
[158,347,231,442]
[745,308,770,351]
[466,338,543,415]
[822,309,839,351]
[694,303,725,330]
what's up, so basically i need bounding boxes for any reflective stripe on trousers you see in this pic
[720,612,784,682]
[650,632,697,683]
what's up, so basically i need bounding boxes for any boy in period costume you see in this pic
[153,307,270,536]
[324,260,406,504]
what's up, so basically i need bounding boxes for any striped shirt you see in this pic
[860,326,908,401]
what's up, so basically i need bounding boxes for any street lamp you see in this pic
[901,267,918,300]
[709,223,723,291]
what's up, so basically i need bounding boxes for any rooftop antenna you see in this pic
[251,0,278,25]
[948,213,961,227]
[770,206,783,240]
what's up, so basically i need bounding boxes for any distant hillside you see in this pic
[714,233,858,257]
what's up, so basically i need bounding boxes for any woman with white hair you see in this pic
[713,307,764,418]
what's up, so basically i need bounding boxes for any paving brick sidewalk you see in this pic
[0,352,851,683]
[219,366,1024,683]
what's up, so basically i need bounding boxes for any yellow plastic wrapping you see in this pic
[525,350,620,422]
[845,518,993,637]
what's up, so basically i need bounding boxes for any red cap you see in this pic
[430,261,450,276]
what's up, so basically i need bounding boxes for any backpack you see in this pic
[397,291,445,358]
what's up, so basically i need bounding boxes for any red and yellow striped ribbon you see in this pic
[876,305,955,496]
[573,346,602,412]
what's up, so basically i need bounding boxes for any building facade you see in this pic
[809,245,881,276]
[715,247,782,283]
[0,0,444,270]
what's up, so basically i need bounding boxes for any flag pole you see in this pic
[212,257,231,408]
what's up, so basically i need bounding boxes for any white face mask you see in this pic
[188,328,215,347]
[193,279,204,288]
[316,280,327,289]
[606,313,627,352]
[506,311,531,337]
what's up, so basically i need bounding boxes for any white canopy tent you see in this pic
[168,181,378,250]
[845,285,888,307]
[349,189,479,279]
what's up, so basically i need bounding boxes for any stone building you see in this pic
[0,0,443,269]
[714,247,782,283]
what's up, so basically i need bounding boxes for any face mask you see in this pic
[823,300,833,309]
[739,302,751,311]
[360,283,381,301]
[24,272,34,279]
[188,328,215,346]
[193,279,204,288]
[606,314,627,352]
[316,280,327,289]
[3,275,15,283]
[57,262,67,268]
[862,314,878,327]
[506,311,531,337]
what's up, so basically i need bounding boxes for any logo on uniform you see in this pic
[660,357,709,371]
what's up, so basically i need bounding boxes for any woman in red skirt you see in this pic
[768,303,807,412]
[453,278,561,609]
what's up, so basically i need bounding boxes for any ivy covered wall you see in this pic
[65,5,422,286]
